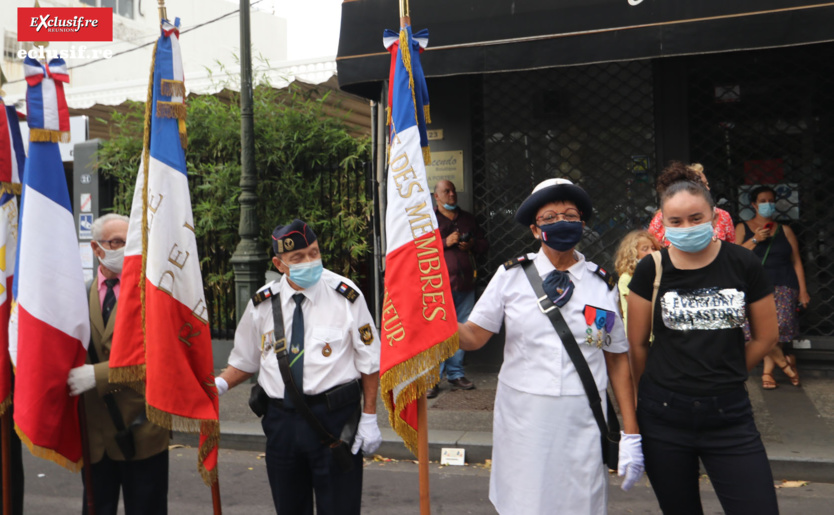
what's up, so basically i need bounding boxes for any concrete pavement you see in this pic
[183,360,834,483]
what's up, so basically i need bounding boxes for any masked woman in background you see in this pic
[628,162,779,515]
[736,185,809,389]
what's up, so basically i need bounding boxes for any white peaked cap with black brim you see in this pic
[514,178,593,225]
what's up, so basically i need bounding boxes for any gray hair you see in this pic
[91,213,129,241]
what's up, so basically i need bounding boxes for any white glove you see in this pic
[215,377,229,397]
[618,431,645,491]
[67,365,96,397]
[351,412,382,455]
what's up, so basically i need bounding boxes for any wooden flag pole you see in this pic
[2,410,12,515]
[398,1,430,513]
[417,394,431,515]
[78,397,96,515]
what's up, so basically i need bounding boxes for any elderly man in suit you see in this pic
[66,213,170,515]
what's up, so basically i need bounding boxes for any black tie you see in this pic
[284,294,305,405]
[102,278,119,326]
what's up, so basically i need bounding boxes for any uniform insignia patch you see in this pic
[503,255,528,270]
[252,287,273,306]
[336,281,359,303]
[593,265,617,291]
[359,323,374,345]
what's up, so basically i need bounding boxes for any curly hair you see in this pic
[615,230,661,277]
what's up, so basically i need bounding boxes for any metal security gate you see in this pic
[687,42,834,337]
[471,61,657,283]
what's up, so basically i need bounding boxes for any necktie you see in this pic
[542,270,574,308]
[284,294,306,405]
[102,278,119,326]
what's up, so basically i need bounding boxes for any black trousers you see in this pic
[637,378,779,515]
[81,450,169,515]
[0,400,24,515]
[262,400,363,515]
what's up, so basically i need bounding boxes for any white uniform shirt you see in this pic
[468,249,627,396]
[228,268,380,399]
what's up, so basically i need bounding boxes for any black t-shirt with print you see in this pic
[629,241,773,396]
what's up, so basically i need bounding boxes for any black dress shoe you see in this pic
[448,377,475,390]
[426,385,440,399]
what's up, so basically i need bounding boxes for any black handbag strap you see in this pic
[87,341,128,434]
[271,293,340,447]
[521,261,620,439]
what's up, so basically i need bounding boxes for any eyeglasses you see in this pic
[536,209,582,224]
[97,238,126,250]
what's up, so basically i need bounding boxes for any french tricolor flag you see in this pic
[11,74,90,469]
[109,18,219,486]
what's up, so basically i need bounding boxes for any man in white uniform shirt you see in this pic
[214,220,381,515]
[458,179,644,514]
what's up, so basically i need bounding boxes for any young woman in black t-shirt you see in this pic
[627,163,780,515]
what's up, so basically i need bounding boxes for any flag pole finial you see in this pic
[399,0,410,26]
[157,0,167,21]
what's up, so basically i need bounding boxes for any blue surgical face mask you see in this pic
[664,221,714,253]
[538,221,584,251]
[443,203,457,210]
[757,202,776,218]
[283,259,323,289]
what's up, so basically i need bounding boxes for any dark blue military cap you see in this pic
[271,219,317,254]
[515,178,593,225]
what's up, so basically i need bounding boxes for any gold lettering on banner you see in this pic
[381,289,405,346]
[192,298,209,325]
[168,243,189,269]
[158,270,175,296]
[149,193,164,213]
[178,322,200,347]
[413,232,447,321]
[183,221,195,233]
[405,202,433,239]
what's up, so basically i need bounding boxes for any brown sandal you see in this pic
[762,373,778,390]
[781,364,801,387]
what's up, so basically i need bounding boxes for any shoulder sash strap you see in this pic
[521,261,620,467]
[270,294,340,447]
[650,251,663,341]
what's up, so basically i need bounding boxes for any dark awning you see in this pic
[337,0,834,99]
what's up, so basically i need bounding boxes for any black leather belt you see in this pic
[269,380,361,412]
[270,393,327,410]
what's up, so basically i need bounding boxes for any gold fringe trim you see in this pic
[422,146,431,166]
[160,79,185,97]
[423,105,431,124]
[386,106,391,127]
[108,364,146,394]
[0,182,21,195]
[147,404,220,486]
[381,332,459,456]
[0,395,10,418]
[399,29,421,137]
[29,128,70,143]
[178,117,188,150]
[15,423,83,472]
[156,101,186,120]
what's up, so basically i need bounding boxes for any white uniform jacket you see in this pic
[228,269,380,399]
[468,249,628,397]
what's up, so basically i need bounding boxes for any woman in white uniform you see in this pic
[459,178,644,515]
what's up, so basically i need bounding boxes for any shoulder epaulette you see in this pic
[251,287,274,306]
[592,264,617,291]
[335,281,359,303]
[503,255,529,270]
